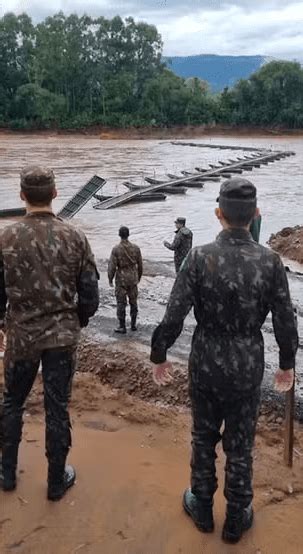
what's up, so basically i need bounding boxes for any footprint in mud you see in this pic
[82,415,125,432]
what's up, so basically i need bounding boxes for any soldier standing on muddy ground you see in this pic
[108,226,143,334]
[0,166,99,500]
[151,178,298,544]
[164,217,193,273]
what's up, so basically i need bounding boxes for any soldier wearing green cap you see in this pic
[0,166,99,500]
[164,217,193,272]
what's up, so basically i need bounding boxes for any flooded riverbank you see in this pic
[0,133,302,406]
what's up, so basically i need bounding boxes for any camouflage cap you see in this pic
[217,178,257,211]
[20,166,55,190]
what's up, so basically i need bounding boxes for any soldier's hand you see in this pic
[163,241,170,248]
[152,362,173,386]
[274,368,294,393]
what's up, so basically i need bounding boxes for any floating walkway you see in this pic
[93,150,295,210]
[170,141,268,152]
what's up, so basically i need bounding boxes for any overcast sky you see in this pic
[1,1,303,60]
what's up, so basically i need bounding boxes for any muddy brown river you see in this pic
[0,133,302,409]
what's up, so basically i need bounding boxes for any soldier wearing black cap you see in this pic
[164,217,193,272]
[151,178,298,544]
[0,166,99,499]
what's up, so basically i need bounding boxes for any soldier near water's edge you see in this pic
[164,217,193,272]
[0,166,99,500]
[151,178,298,544]
[108,226,143,334]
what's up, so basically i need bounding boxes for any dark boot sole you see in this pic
[183,496,214,533]
[114,329,126,334]
[222,512,254,544]
[2,480,17,492]
[47,475,76,502]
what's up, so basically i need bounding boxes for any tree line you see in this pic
[1,12,303,130]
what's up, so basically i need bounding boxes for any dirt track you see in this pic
[269,226,303,265]
[1,359,303,553]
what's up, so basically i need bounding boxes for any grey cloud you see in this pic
[8,0,296,20]
[2,0,302,61]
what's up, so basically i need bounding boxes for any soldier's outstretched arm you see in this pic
[108,248,117,285]
[77,237,99,328]
[150,251,198,364]
[164,233,182,251]
[271,255,298,370]
[0,248,7,330]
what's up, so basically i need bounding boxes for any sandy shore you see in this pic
[269,226,303,265]
[1,125,303,140]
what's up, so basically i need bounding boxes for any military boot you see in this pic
[1,443,19,491]
[183,488,214,533]
[114,318,126,334]
[222,504,254,543]
[131,315,137,331]
[47,463,76,501]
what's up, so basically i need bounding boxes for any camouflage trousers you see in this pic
[174,255,184,273]
[2,347,76,467]
[190,383,260,513]
[116,284,138,320]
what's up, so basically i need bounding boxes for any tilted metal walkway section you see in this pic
[57,175,106,219]
[94,151,295,210]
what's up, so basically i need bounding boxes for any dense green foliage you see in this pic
[1,12,303,129]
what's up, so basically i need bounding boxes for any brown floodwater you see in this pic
[0,133,302,260]
[0,133,302,403]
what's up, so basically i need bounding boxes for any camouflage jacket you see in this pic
[108,240,143,288]
[151,228,298,392]
[0,212,99,362]
[165,226,193,272]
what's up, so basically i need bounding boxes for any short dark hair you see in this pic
[222,204,256,227]
[20,166,55,206]
[119,226,130,239]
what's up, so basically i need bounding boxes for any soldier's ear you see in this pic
[215,207,222,221]
[20,190,26,202]
[255,207,260,217]
[52,188,58,200]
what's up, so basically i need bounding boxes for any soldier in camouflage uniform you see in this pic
[151,178,298,544]
[164,217,193,272]
[0,166,99,500]
[249,213,262,242]
[108,226,143,334]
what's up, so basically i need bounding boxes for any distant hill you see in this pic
[164,55,268,92]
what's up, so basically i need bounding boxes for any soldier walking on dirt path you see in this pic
[164,217,193,273]
[108,226,143,334]
[150,177,298,544]
[0,166,99,500]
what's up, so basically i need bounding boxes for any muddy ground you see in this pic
[269,226,303,265]
[1,355,303,554]
[2,126,303,140]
